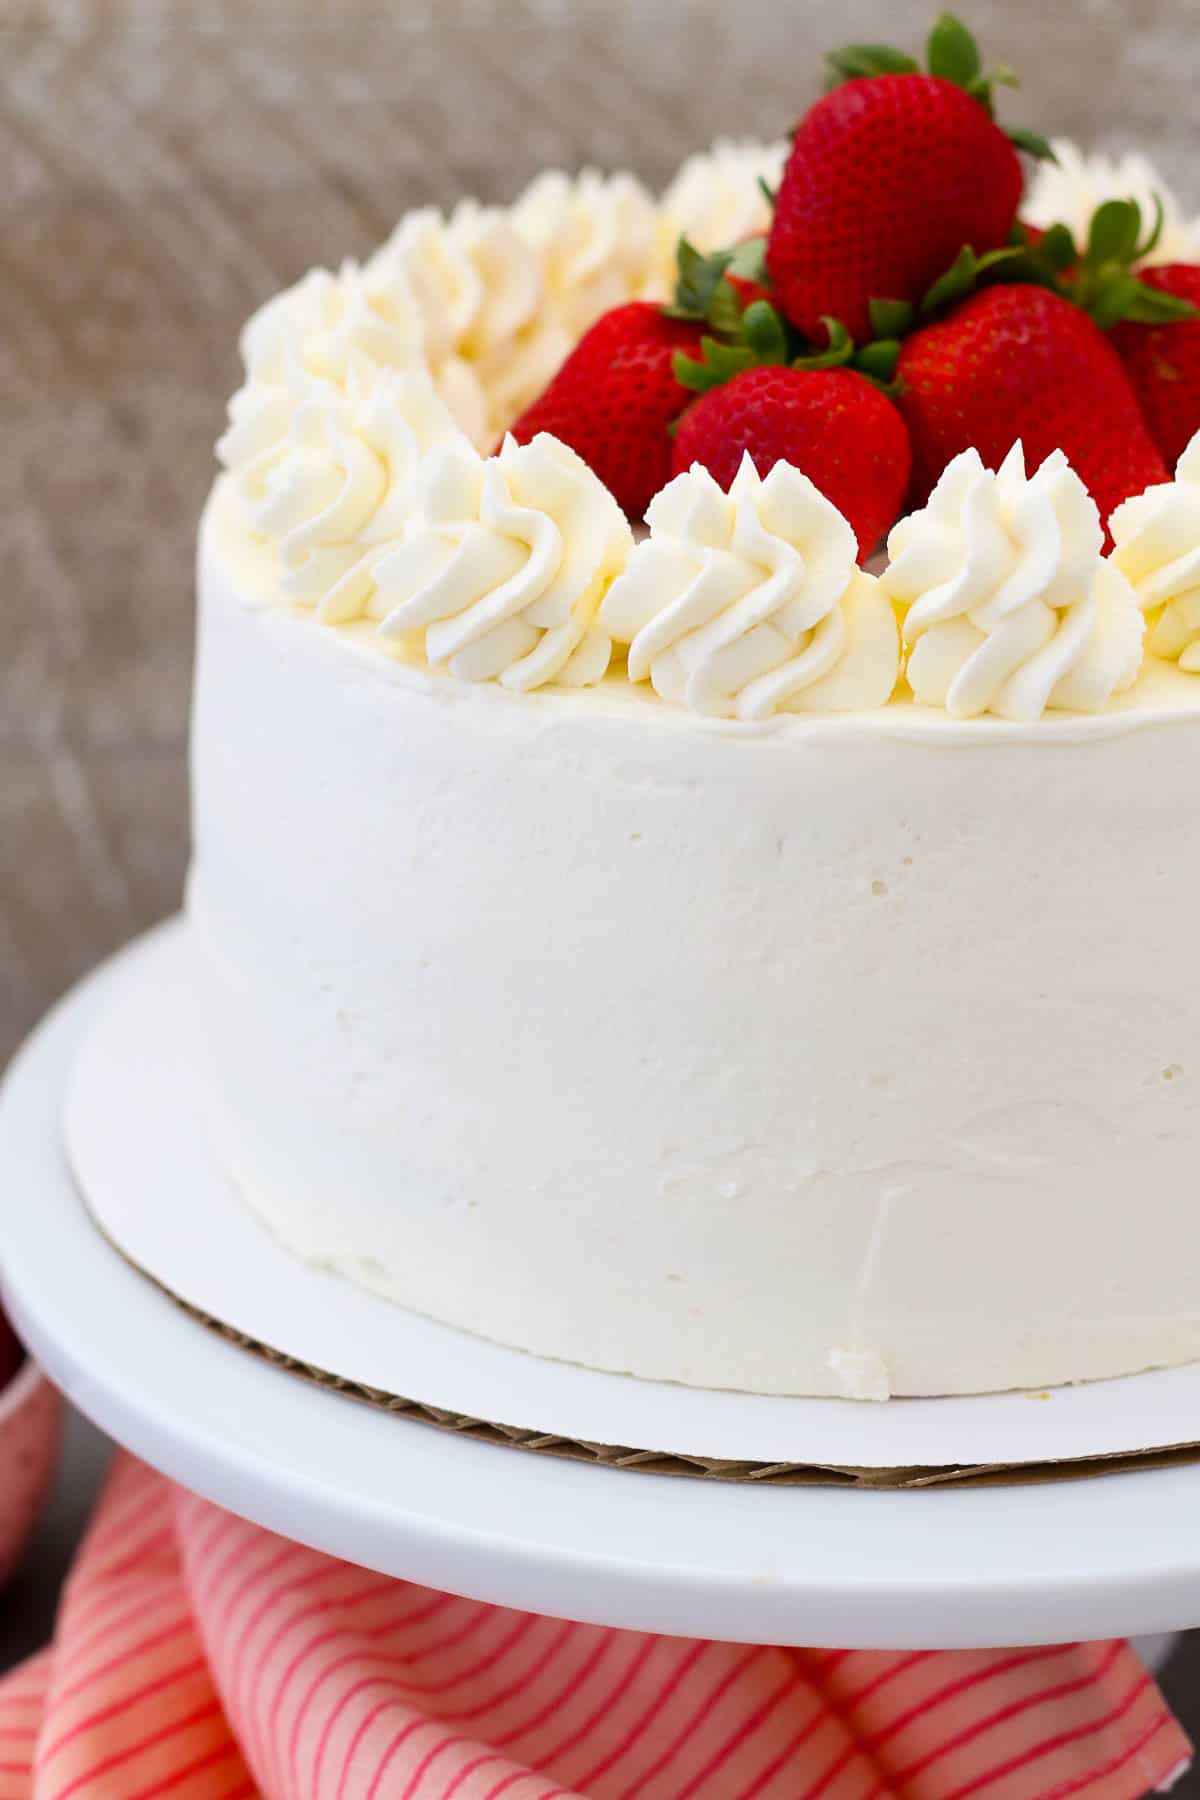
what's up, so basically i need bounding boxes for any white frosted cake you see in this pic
[186,52,1200,1401]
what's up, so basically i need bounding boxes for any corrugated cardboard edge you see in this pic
[106,1230,1200,1491]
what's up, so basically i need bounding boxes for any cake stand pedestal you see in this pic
[4,929,1200,1653]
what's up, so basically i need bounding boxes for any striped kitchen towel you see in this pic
[0,1454,1189,1799]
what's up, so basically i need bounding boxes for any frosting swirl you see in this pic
[510,169,661,355]
[235,373,468,623]
[1110,432,1200,672]
[366,202,547,438]
[656,139,788,289]
[1024,140,1200,268]
[599,456,899,720]
[219,155,786,475]
[370,433,633,690]
[883,444,1145,720]
[217,260,489,471]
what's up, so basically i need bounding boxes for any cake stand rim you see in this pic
[3,922,1200,1651]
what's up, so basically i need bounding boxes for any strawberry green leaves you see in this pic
[925,13,982,88]
[1072,198,1197,327]
[924,15,1053,156]
[868,298,916,338]
[824,13,1053,158]
[790,316,855,370]
[666,238,773,327]
[824,42,920,86]
[743,301,791,362]
[665,238,738,327]
[925,13,1017,108]
[1022,221,1077,274]
[791,317,902,387]
[1007,126,1055,162]
[1088,196,1160,266]
[919,243,1030,315]
[672,300,905,397]
[728,237,771,286]
[667,235,796,394]
[673,306,904,396]
[1020,198,1200,331]
[912,204,1200,332]
[672,302,791,395]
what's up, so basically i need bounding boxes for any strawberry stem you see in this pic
[825,11,1036,129]
[1067,198,1199,328]
[792,318,855,370]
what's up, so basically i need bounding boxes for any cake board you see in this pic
[6,928,1200,1649]
[60,921,1200,1484]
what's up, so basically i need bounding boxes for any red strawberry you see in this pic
[767,21,1026,347]
[895,284,1168,529]
[507,302,705,519]
[671,365,912,559]
[1111,264,1200,468]
[725,272,773,314]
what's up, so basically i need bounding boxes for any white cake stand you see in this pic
[4,930,1200,1652]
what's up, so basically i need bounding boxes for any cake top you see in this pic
[211,13,1200,727]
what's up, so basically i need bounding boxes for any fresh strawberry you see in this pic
[895,284,1168,530]
[767,16,1033,346]
[670,365,912,558]
[507,302,705,519]
[1112,265,1200,467]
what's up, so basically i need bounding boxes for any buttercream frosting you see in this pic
[883,445,1145,721]
[369,432,633,689]
[507,168,662,392]
[186,504,1200,1398]
[231,372,467,624]
[1111,432,1200,672]
[366,202,547,438]
[1023,139,1200,266]
[601,456,898,719]
[213,158,1185,721]
[217,258,490,467]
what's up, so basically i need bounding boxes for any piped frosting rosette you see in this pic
[882,444,1145,721]
[219,168,669,465]
[510,169,662,330]
[368,433,633,691]
[232,372,469,623]
[216,262,450,473]
[366,200,547,439]
[598,455,900,720]
[1110,431,1200,672]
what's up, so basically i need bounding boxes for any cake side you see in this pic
[189,59,1200,1400]
[187,493,1200,1399]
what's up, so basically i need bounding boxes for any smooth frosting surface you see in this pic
[187,497,1200,1400]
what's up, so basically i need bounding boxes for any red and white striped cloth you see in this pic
[0,1454,1189,1800]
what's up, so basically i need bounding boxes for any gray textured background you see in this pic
[4,0,1200,1764]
